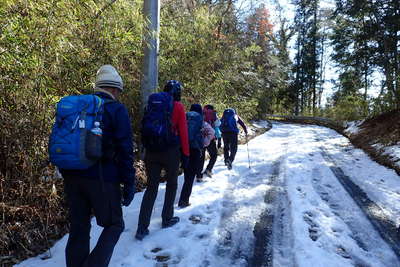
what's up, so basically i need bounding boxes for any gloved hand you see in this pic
[217,138,222,149]
[122,184,135,207]
[181,154,189,170]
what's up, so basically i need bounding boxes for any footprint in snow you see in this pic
[296,186,306,198]
[189,214,211,225]
[246,170,261,178]
[303,211,321,241]
[336,245,351,259]
[143,247,182,265]
[195,232,210,240]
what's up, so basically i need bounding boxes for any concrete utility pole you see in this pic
[141,0,160,109]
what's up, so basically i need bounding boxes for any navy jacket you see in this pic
[61,92,135,187]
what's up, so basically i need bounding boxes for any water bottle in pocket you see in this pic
[86,121,102,160]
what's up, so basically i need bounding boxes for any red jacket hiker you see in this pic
[171,101,189,157]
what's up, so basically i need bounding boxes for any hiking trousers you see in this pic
[138,146,181,230]
[222,132,238,163]
[63,177,124,267]
[200,139,218,173]
[179,148,202,205]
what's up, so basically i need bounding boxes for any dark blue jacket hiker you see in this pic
[51,65,135,267]
[178,104,204,207]
[220,108,247,170]
[135,80,189,241]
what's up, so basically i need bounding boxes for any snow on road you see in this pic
[17,122,400,267]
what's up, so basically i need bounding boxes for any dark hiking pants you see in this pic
[64,178,124,267]
[199,139,218,173]
[222,132,238,163]
[138,146,181,230]
[179,148,202,205]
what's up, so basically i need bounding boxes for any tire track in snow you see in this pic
[251,155,294,267]
[213,167,270,266]
[250,135,294,267]
[251,158,282,267]
[311,166,396,266]
[318,145,400,261]
[212,128,292,267]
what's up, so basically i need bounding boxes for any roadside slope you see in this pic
[345,109,400,175]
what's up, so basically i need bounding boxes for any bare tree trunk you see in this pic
[318,31,325,108]
[312,2,318,115]
[391,0,400,108]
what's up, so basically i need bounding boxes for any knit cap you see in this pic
[190,104,202,115]
[95,65,123,91]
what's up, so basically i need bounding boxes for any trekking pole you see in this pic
[246,134,251,169]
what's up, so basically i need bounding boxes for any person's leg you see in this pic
[85,181,124,267]
[229,133,239,163]
[179,149,200,205]
[162,147,180,224]
[198,147,206,176]
[205,139,217,173]
[222,133,230,164]
[137,152,162,231]
[64,178,91,267]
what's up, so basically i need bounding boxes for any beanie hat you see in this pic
[164,80,182,101]
[204,104,214,110]
[190,104,202,115]
[95,65,123,91]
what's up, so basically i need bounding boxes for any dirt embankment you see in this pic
[345,109,400,176]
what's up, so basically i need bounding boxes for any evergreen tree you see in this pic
[292,0,323,115]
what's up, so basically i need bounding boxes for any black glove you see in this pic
[122,184,135,207]
[181,154,189,170]
[217,138,222,149]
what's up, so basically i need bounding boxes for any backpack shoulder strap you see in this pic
[103,98,116,104]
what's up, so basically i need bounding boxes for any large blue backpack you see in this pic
[141,92,179,152]
[49,94,110,170]
[220,108,238,133]
[186,111,204,149]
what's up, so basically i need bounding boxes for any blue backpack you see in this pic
[186,111,203,149]
[49,94,111,170]
[141,92,179,152]
[220,108,238,133]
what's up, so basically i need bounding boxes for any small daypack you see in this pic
[186,111,204,149]
[220,108,238,133]
[141,92,179,152]
[203,108,217,127]
[49,94,112,170]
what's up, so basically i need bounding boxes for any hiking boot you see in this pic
[203,169,213,178]
[135,228,149,241]
[178,201,191,208]
[162,216,180,228]
[196,173,203,182]
[226,159,232,170]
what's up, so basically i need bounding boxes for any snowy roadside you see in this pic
[16,122,400,267]
[343,116,400,173]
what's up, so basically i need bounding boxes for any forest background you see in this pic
[0,0,399,264]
